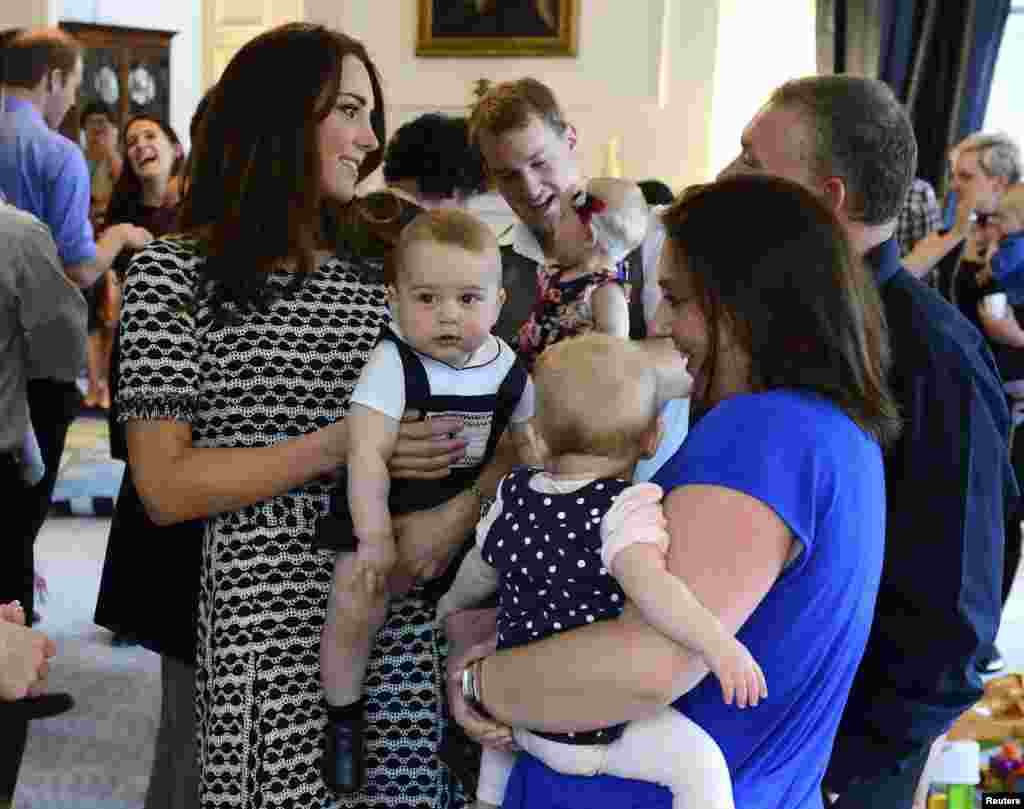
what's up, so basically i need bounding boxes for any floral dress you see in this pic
[117,237,466,809]
[517,264,629,370]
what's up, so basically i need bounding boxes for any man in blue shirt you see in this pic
[0,29,151,634]
[0,29,152,288]
[721,76,1017,809]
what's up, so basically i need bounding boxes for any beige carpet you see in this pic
[14,516,159,809]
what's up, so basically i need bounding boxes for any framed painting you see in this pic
[417,0,579,57]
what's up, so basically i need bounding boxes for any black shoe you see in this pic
[977,643,1006,674]
[111,631,139,648]
[3,692,74,721]
[323,715,364,794]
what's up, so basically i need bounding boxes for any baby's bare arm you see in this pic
[612,542,766,707]
[592,283,630,338]
[347,403,401,573]
[611,544,729,660]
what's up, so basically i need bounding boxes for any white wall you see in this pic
[305,0,816,193]
[984,8,1024,139]
[0,0,57,29]
[307,0,718,191]
[58,0,203,150]
[708,0,817,176]
[5,0,816,193]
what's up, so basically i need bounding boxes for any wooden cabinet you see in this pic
[58,22,176,145]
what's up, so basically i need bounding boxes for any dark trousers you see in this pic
[824,741,931,809]
[0,712,27,806]
[1004,417,1024,607]
[2,379,81,624]
[0,455,29,804]
[143,655,199,809]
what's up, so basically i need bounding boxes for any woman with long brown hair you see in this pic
[116,23,474,808]
[448,175,899,809]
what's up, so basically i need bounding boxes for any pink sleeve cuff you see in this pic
[599,482,669,571]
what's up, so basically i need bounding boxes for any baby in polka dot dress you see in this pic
[437,334,767,809]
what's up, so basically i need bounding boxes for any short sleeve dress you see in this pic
[117,237,466,809]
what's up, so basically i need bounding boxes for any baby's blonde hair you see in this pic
[534,334,659,459]
[394,209,499,282]
[581,177,649,263]
[997,183,1024,232]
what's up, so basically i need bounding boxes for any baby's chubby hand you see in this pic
[353,538,398,597]
[0,601,26,626]
[705,633,767,709]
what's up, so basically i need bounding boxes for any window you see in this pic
[983,5,1024,136]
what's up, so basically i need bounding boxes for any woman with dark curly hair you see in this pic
[116,23,479,808]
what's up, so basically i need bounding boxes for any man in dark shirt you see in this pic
[720,75,1017,809]
[468,77,649,349]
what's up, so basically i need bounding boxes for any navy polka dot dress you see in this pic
[479,467,631,745]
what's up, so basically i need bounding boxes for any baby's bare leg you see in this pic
[320,551,390,706]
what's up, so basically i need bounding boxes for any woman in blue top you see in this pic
[449,174,901,809]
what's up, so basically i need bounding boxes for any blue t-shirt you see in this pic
[503,390,886,809]
[991,232,1024,304]
[0,97,95,268]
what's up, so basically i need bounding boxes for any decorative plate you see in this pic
[128,66,156,106]
[94,65,119,106]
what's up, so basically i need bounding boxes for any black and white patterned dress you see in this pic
[118,238,465,809]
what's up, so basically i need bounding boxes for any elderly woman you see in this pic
[448,174,900,809]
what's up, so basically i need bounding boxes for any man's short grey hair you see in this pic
[770,75,917,226]
[955,132,1022,184]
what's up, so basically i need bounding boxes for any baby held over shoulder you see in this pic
[438,334,761,809]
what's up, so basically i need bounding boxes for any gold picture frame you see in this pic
[417,0,579,58]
